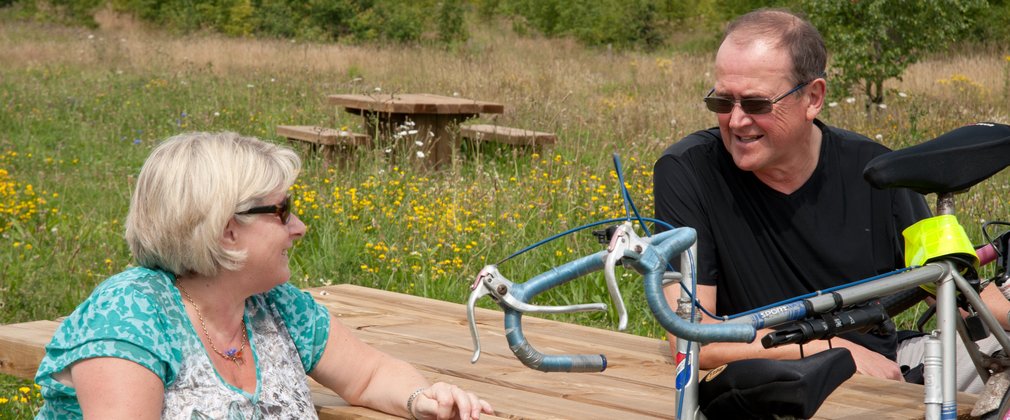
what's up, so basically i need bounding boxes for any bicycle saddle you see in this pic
[697,347,856,419]
[863,122,1010,194]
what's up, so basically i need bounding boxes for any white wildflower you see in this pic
[875,134,884,141]
[416,151,425,158]
[845,97,856,104]
[828,102,838,108]
[878,103,888,109]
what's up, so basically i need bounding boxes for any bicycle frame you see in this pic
[677,256,1010,419]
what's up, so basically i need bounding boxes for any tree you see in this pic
[803,0,987,109]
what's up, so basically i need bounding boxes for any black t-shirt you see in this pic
[653,119,931,359]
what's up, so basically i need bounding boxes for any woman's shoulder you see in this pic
[39,267,183,389]
[61,266,179,333]
[93,266,175,295]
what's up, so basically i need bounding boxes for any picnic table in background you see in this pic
[327,93,504,167]
[0,284,980,418]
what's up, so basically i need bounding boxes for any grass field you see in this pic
[1,9,1009,416]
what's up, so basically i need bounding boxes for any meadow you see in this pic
[1,9,1009,416]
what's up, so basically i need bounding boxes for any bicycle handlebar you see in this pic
[466,223,756,372]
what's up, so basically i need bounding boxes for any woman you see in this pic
[35,132,494,419]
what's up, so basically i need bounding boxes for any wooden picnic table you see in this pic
[0,284,981,419]
[327,93,504,168]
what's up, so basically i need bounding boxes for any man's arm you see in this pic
[662,282,904,380]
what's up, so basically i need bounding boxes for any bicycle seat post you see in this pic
[936,192,956,217]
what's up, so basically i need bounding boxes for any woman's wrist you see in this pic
[405,387,425,419]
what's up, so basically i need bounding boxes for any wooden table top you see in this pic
[327,93,505,115]
[307,284,979,420]
[0,284,980,419]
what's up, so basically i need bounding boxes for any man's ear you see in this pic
[805,77,827,121]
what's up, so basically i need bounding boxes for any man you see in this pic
[653,8,1005,392]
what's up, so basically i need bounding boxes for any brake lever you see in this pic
[604,221,651,330]
[467,265,607,364]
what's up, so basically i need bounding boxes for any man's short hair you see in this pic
[723,8,827,85]
[125,131,301,276]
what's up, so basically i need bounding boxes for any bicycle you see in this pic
[466,122,1010,420]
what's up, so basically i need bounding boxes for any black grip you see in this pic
[761,303,889,348]
[878,287,930,318]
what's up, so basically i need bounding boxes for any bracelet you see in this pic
[406,387,425,420]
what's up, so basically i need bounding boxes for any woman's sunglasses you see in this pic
[703,77,816,115]
[235,195,291,224]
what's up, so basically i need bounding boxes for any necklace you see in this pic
[176,283,249,365]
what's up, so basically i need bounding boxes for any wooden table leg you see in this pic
[410,114,472,168]
[356,111,474,169]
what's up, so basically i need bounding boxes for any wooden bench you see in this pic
[459,124,556,148]
[276,125,370,164]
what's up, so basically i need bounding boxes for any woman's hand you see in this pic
[409,382,494,420]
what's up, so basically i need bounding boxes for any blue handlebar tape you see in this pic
[642,228,756,344]
[500,226,754,373]
[503,252,611,372]
[504,310,607,372]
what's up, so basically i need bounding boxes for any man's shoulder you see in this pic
[661,126,722,159]
[820,121,891,154]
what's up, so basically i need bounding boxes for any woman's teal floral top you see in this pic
[35,266,330,419]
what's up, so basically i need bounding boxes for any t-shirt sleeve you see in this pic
[267,283,330,373]
[654,151,719,285]
[37,282,174,391]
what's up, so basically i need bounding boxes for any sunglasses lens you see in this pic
[704,97,735,114]
[280,197,291,224]
[740,99,773,114]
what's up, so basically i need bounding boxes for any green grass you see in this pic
[1,13,1009,417]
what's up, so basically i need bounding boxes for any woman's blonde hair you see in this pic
[125,132,301,276]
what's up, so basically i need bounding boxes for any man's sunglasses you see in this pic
[235,195,291,224]
[703,77,817,115]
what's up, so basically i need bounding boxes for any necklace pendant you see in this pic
[225,347,244,365]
